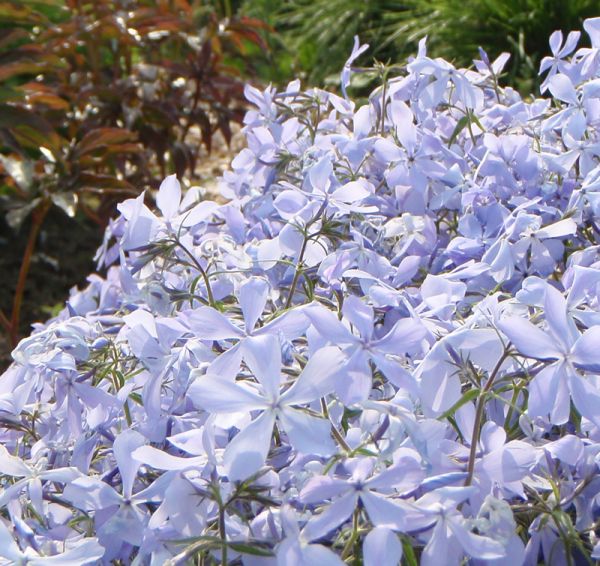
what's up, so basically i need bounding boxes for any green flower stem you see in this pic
[171,237,216,308]
[464,349,510,487]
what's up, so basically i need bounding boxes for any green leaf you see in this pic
[448,115,469,146]
[469,111,486,133]
[169,527,273,557]
[227,541,274,557]
[401,536,418,566]
[170,535,222,546]
[351,447,378,457]
[437,388,479,421]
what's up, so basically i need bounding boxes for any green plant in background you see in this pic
[241,0,410,86]
[0,0,268,350]
[244,0,599,92]
[394,0,600,94]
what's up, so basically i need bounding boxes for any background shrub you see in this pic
[0,0,267,356]
[245,0,599,91]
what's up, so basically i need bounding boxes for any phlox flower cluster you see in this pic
[4,19,600,565]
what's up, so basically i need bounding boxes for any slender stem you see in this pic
[379,69,388,136]
[171,238,216,307]
[321,398,351,453]
[342,508,360,559]
[464,350,510,487]
[0,309,10,333]
[503,381,524,431]
[223,0,232,19]
[550,512,574,566]
[284,235,308,310]
[9,200,50,348]
[560,476,594,508]
[79,201,104,226]
[284,201,328,310]
[123,401,132,427]
[219,505,228,565]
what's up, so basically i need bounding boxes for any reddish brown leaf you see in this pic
[76,128,139,156]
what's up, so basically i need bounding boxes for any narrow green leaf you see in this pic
[468,110,486,133]
[227,541,274,557]
[402,536,418,566]
[437,388,479,421]
[448,115,469,146]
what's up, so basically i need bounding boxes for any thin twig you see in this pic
[170,237,216,307]
[0,309,11,333]
[284,234,308,309]
[464,349,510,487]
[321,397,351,453]
[9,200,51,347]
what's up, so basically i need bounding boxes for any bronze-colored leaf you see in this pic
[77,173,136,191]
[0,58,44,80]
[76,128,138,156]
[0,105,63,155]
[0,2,45,25]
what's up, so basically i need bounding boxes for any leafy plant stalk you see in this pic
[464,349,510,487]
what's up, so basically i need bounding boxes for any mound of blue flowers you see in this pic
[2,19,600,565]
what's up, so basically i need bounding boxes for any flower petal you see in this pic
[113,429,145,499]
[361,491,423,531]
[497,316,561,360]
[281,346,346,405]
[448,516,506,560]
[374,317,426,353]
[29,539,106,566]
[132,445,206,471]
[224,410,275,481]
[156,174,181,219]
[305,305,356,345]
[279,407,335,456]
[302,492,358,542]
[259,307,310,340]
[548,74,578,105]
[527,364,562,420]
[239,277,269,334]
[0,445,31,477]
[571,326,600,372]
[363,527,403,566]
[568,373,600,428]
[342,295,374,340]
[188,372,268,413]
[0,521,23,561]
[543,284,579,350]
[184,306,245,341]
[243,334,282,401]
[299,476,349,504]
